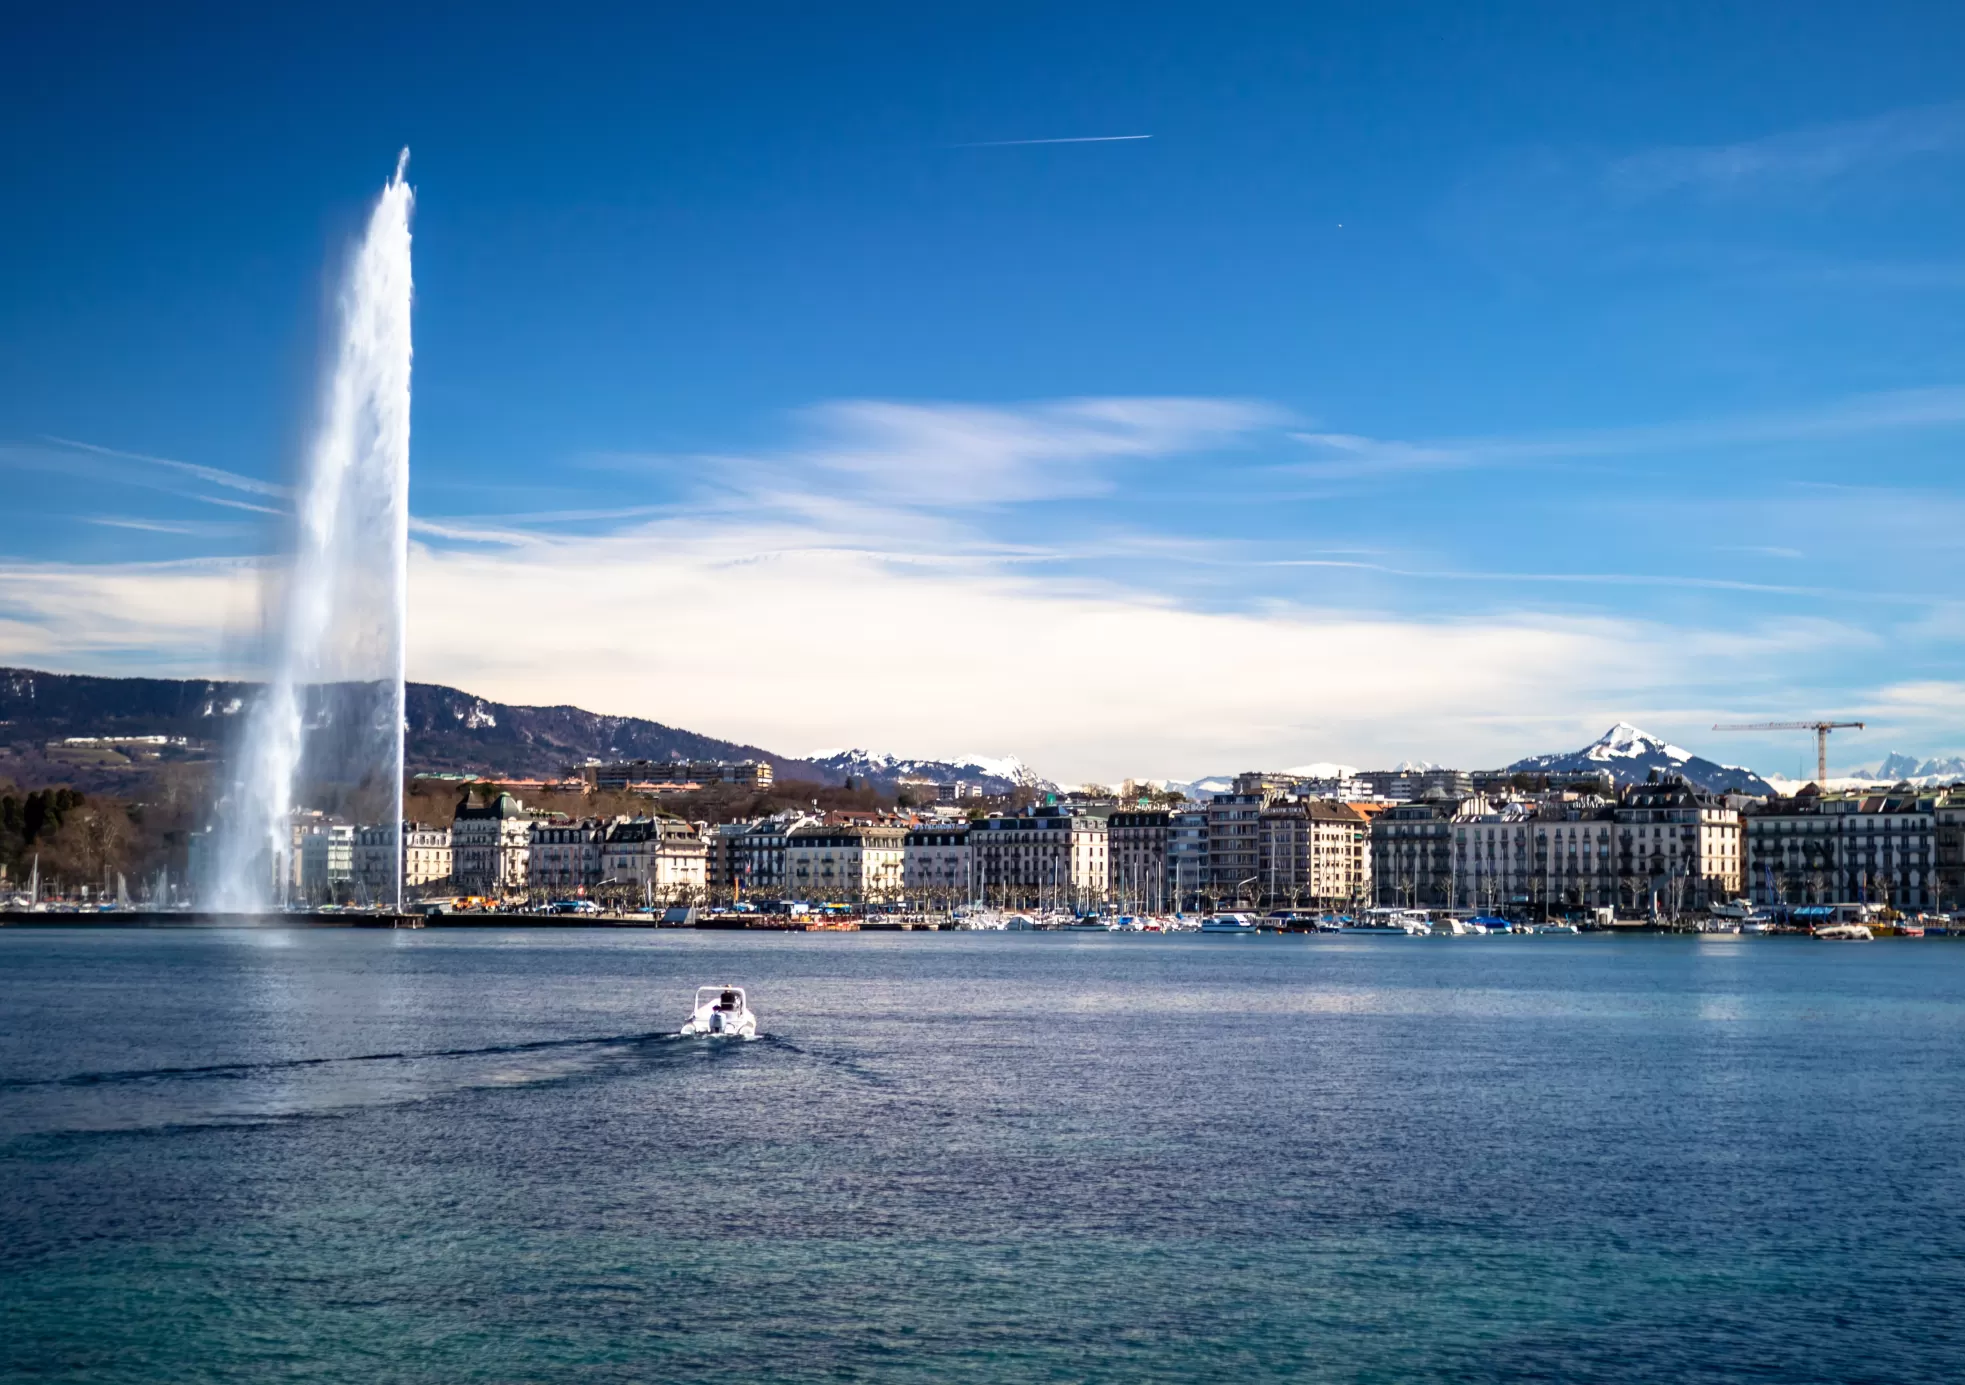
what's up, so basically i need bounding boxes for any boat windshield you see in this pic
[695,986,747,1010]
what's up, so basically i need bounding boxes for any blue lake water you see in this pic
[2,927,1962,1383]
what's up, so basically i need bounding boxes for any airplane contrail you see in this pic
[955,134,1152,148]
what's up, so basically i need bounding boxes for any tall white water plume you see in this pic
[213,153,414,913]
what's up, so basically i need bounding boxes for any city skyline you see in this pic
[5,6,1965,782]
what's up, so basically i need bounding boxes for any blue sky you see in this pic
[4,2,1965,781]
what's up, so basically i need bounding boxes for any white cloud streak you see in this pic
[40,436,290,499]
[955,135,1152,148]
[784,395,1281,505]
[1290,385,1965,479]
[1607,101,1965,201]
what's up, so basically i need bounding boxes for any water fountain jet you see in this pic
[212,153,413,913]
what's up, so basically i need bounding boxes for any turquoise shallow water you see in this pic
[2,928,1962,1382]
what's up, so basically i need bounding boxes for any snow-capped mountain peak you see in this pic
[802,747,1050,792]
[1844,751,1965,786]
[1283,761,1360,779]
[1508,723,1770,795]
[1583,722,1692,764]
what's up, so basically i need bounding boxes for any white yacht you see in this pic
[1815,923,1874,942]
[679,985,758,1039]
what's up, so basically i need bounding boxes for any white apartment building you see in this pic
[967,807,1108,910]
[786,823,906,902]
[903,823,969,903]
[353,822,453,900]
[1616,777,1741,913]
[602,817,708,902]
[1454,801,1619,913]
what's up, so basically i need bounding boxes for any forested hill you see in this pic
[0,668,828,782]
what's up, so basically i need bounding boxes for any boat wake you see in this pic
[0,1030,754,1140]
[0,1031,683,1093]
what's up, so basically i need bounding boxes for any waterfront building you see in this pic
[726,813,811,899]
[786,822,906,903]
[903,823,969,905]
[298,822,355,904]
[528,818,606,894]
[1371,801,1456,907]
[1742,784,1942,911]
[1168,807,1207,909]
[1205,793,1263,899]
[1258,799,1370,908]
[452,793,534,895]
[1454,797,1619,913]
[1108,809,1170,912]
[706,821,745,893]
[968,806,1109,911]
[602,816,707,902]
[1935,787,1965,913]
[1614,776,1741,913]
[353,822,453,899]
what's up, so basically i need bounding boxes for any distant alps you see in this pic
[1505,723,1774,796]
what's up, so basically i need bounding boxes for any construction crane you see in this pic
[1710,721,1865,786]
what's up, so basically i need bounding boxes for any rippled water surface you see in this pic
[3,927,1962,1382]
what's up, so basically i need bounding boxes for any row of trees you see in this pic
[1,788,138,896]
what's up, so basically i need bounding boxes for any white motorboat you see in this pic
[1341,908,1429,936]
[679,985,758,1038]
[1815,923,1874,942]
[1199,912,1259,933]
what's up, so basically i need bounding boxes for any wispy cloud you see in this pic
[748,396,1284,507]
[1259,557,1844,600]
[84,516,255,538]
[0,523,1717,779]
[1289,384,1965,480]
[954,135,1151,148]
[1607,101,1965,201]
[42,436,290,500]
[8,394,1955,779]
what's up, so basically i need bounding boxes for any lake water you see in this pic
[2,927,1962,1383]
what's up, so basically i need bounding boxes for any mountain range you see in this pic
[0,667,1037,793]
[1856,752,1965,786]
[1505,722,1774,795]
[20,668,1949,800]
